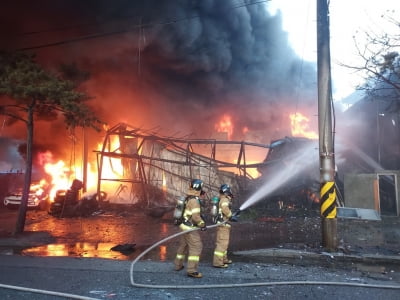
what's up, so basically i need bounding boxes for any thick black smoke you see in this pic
[0,0,317,168]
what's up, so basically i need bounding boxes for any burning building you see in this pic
[95,123,271,209]
[0,1,340,214]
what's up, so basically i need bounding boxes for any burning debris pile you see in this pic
[48,179,103,218]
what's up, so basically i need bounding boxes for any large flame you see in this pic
[38,151,74,200]
[37,135,125,201]
[30,179,47,197]
[97,135,124,179]
[36,111,317,201]
[38,152,97,201]
[289,113,318,140]
[215,114,234,140]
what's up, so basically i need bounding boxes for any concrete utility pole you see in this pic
[317,0,337,250]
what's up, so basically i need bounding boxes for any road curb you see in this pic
[233,248,400,266]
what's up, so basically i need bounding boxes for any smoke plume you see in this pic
[0,0,317,169]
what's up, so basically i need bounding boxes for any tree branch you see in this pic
[0,111,28,124]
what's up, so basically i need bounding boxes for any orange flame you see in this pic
[215,114,233,140]
[289,113,318,140]
[96,136,124,179]
[37,136,125,201]
[162,171,167,191]
[30,179,47,197]
[38,151,74,200]
[44,160,70,199]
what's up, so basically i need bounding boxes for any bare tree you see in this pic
[340,12,400,112]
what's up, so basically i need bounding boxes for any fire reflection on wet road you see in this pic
[23,242,128,259]
[19,210,185,261]
[1,208,323,262]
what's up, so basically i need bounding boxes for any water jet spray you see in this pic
[239,142,318,212]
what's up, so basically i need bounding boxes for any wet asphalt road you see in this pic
[1,206,400,299]
[0,255,400,300]
[0,206,323,261]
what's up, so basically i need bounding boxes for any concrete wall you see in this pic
[344,171,400,216]
[344,173,378,210]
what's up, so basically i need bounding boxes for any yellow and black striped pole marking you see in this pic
[320,181,336,218]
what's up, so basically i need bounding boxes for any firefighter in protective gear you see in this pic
[213,183,235,268]
[174,179,207,278]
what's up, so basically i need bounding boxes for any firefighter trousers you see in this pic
[213,224,231,266]
[174,229,203,273]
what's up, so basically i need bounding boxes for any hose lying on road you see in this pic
[0,283,100,300]
[1,223,399,298]
[130,223,400,290]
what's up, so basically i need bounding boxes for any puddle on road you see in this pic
[0,211,335,264]
[18,243,173,261]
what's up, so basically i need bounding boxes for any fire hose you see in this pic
[1,212,399,298]
[0,283,100,300]
[130,213,400,290]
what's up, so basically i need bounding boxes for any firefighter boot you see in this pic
[224,259,233,264]
[213,263,228,268]
[187,272,203,278]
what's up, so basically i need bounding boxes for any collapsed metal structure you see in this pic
[95,123,270,207]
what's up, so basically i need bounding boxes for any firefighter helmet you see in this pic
[219,184,232,196]
[190,179,204,191]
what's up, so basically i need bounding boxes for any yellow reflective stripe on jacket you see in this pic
[219,196,232,221]
[182,200,199,218]
[221,201,232,218]
[179,223,194,231]
[214,251,224,257]
[191,207,201,214]
[188,255,199,262]
[183,210,192,218]
[216,222,231,227]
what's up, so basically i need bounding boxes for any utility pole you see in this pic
[317,0,337,250]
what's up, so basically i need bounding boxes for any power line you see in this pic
[16,14,142,36]
[16,0,269,51]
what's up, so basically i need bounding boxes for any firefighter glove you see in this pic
[229,215,239,222]
[199,222,207,231]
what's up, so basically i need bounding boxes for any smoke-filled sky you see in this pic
[270,0,400,104]
[0,0,318,171]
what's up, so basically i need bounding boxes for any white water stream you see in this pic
[240,142,319,211]
[239,138,386,212]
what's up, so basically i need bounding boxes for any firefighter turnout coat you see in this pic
[174,188,206,274]
[213,194,233,267]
